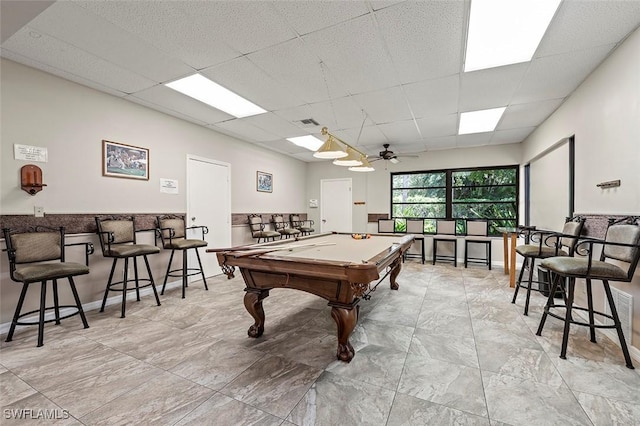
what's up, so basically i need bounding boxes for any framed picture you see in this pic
[102,140,149,180]
[256,171,273,193]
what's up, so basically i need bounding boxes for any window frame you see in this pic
[390,165,519,235]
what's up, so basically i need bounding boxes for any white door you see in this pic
[187,155,231,278]
[320,178,352,233]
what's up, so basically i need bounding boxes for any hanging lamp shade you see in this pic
[349,155,375,172]
[333,146,363,166]
[313,135,347,159]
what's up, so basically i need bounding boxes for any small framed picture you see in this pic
[256,171,273,193]
[102,140,149,180]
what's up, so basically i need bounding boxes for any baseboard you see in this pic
[0,279,183,336]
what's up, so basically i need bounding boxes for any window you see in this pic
[391,166,518,235]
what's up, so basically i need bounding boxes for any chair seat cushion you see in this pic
[516,244,568,258]
[164,239,208,250]
[541,257,628,280]
[298,227,314,233]
[104,244,160,258]
[253,231,281,238]
[279,229,301,235]
[15,262,90,283]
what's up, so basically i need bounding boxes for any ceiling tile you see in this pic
[512,44,616,104]
[24,2,193,83]
[536,1,640,57]
[273,1,369,36]
[248,38,349,105]
[2,28,155,93]
[497,98,564,130]
[214,119,280,143]
[416,114,458,139]
[75,1,241,70]
[128,85,233,124]
[242,112,309,139]
[376,120,421,144]
[302,14,399,93]
[352,86,413,123]
[459,63,528,111]
[404,75,460,118]
[200,56,304,112]
[425,136,457,151]
[304,96,366,131]
[375,1,466,84]
[491,127,536,145]
[126,96,208,127]
[456,133,492,148]
[333,125,389,151]
[256,139,310,155]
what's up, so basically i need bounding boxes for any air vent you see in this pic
[299,118,319,126]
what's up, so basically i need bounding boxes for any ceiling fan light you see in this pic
[313,135,348,159]
[389,157,400,164]
[333,147,363,166]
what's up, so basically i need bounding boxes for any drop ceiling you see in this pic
[2,0,639,162]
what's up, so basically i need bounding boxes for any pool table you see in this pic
[213,232,414,362]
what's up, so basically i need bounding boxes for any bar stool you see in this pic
[95,216,161,318]
[511,216,585,315]
[536,216,640,369]
[156,215,208,299]
[464,219,491,269]
[433,219,457,266]
[405,218,425,264]
[2,226,92,347]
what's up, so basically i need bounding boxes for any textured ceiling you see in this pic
[2,0,640,162]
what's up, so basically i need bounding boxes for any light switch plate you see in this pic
[34,206,44,217]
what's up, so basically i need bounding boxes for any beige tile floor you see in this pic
[1,261,639,425]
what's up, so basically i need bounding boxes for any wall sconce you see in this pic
[21,164,47,195]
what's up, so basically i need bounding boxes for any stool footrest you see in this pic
[14,306,85,326]
[107,279,155,292]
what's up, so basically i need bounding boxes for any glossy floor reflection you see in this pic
[2,262,639,425]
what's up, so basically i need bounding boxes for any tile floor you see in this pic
[1,261,639,425]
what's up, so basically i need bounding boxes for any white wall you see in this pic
[521,27,640,351]
[0,58,307,325]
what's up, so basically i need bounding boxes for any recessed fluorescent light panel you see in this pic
[165,74,266,118]
[464,0,561,72]
[286,135,324,151]
[459,107,506,135]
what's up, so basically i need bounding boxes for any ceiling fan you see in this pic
[370,144,419,164]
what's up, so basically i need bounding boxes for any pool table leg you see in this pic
[389,256,402,290]
[331,306,358,362]
[244,289,269,338]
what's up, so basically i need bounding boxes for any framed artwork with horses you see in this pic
[102,140,149,180]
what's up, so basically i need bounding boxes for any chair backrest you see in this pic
[272,214,287,230]
[406,219,425,234]
[290,214,301,223]
[436,219,456,235]
[602,218,640,273]
[3,227,63,264]
[466,220,488,237]
[378,219,395,233]
[560,216,585,252]
[248,214,264,236]
[157,215,186,246]
[95,216,136,253]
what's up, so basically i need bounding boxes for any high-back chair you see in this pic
[290,214,314,236]
[95,216,161,318]
[464,219,492,269]
[511,216,585,315]
[433,219,458,266]
[156,215,208,299]
[272,214,301,239]
[536,216,640,369]
[405,218,425,264]
[2,226,92,347]
[248,214,280,243]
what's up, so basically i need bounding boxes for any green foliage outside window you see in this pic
[391,166,518,235]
